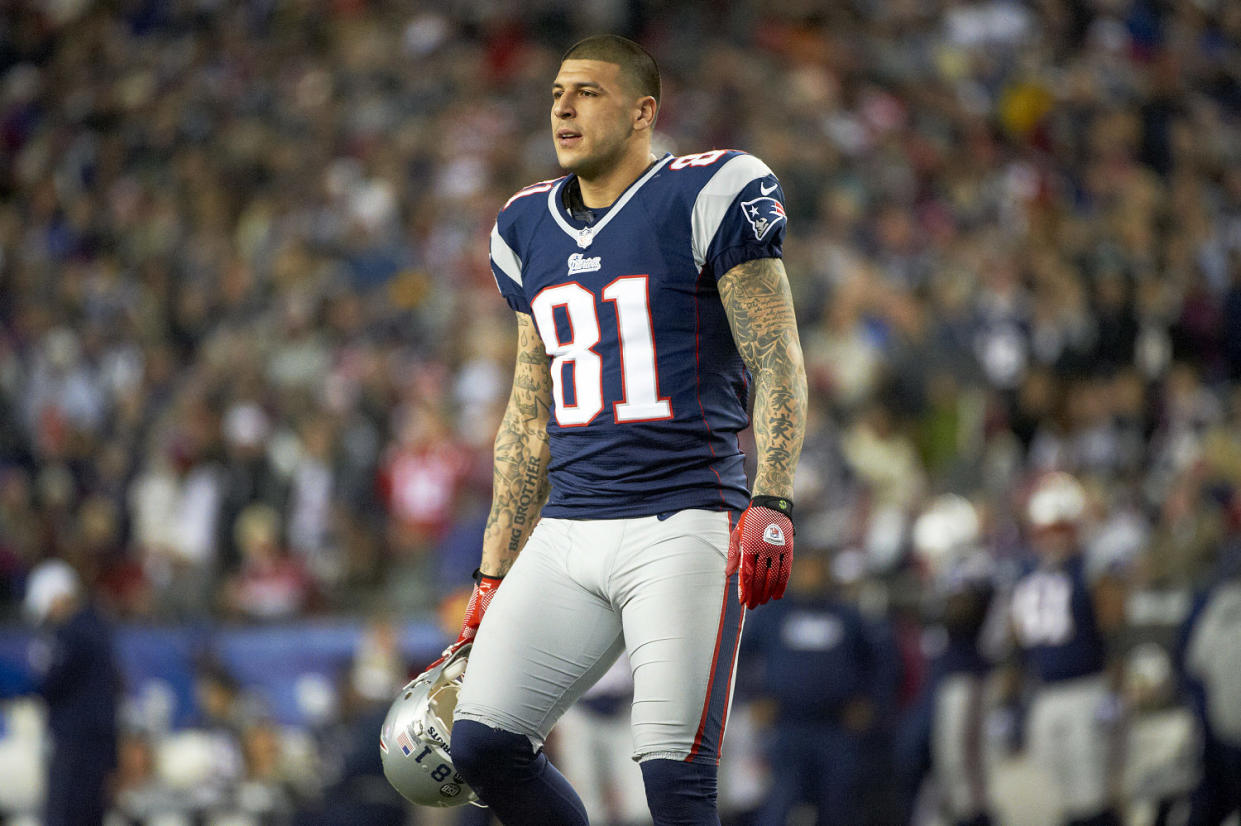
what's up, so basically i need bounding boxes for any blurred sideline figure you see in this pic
[553,654,650,826]
[24,559,120,826]
[311,615,412,826]
[1006,472,1129,826]
[741,548,896,825]
[903,495,1000,826]
[1179,545,1241,824]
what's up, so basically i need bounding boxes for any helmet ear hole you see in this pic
[430,682,460,727]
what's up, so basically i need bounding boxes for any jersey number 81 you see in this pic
[531,275,673,427]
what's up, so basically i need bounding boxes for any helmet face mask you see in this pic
[380,645,479,808]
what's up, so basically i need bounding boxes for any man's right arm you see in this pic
[478,312,552,578]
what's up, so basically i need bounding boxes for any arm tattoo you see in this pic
[480,313,553,576]
[719,257,808,500]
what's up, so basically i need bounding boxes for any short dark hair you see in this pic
[562,35,660,105]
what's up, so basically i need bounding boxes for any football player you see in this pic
[904,495,999,826]
[22,560,121,826]
[1006,472,1129,826]
[742,548,899,826]
[423,34,807,826]
[1179,545,1241,824]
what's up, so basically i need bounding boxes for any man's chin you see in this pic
[555,152,589,175]
[556,145,611,177]
[555,142,626,181]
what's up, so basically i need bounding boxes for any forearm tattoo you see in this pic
[482,313,553,576]
[719,257,808,500]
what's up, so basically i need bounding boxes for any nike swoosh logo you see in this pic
[760,181,777,195]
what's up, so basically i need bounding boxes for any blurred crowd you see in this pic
[1,0,1240,823]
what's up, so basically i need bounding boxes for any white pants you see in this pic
[932,673,993,821]
[1027,675,1120,818]
[455,510,742,764]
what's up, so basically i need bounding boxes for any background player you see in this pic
[1006,472,1129,826]
[741,547,897,826]
[1178,544,1241,824]
[901,495,1000,826]
[552,654,650,825]
[426,35,807,826]
[18,561,119,826]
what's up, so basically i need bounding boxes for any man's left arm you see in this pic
[719,256,808,607]
[719,256,807,499]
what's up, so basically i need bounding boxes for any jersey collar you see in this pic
[547,153,673,250]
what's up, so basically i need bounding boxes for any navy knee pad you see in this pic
[451,720,588,826]
[640,758,720,826]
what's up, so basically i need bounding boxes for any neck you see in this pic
[577,146,657,209]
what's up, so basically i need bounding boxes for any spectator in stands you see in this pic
[378,397,472,612]
[285,414,345,591]
[109,730,182,825]
[189,660,248,813]
[221,504,316,622]
[216,398,285,575]
[232,720,300,824]
[127,433,223,619]
[0,468,38,607]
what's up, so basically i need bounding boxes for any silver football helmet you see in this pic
[912,494,982,583]
[1025,471,1087,530]
[380,644,480,807]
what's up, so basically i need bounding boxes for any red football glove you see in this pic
[726,497,794,609]
[427,569,502,670]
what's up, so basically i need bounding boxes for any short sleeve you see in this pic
[490,220,531,314]
[689,154,787,281]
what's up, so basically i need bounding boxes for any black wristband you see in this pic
[473,568,504,584]
[750,495,793,518]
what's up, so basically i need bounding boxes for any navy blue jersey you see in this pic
[742,596,897,723]
[1010,553,1106,683]
[934,575,997,679]
[490,150,786,519]
[31,605,119,743]
[933,630,992,681]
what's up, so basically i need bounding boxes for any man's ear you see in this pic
[635,96,658,132]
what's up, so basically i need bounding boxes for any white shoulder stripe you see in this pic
[690,154,775,272]
[490,222,522,287]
